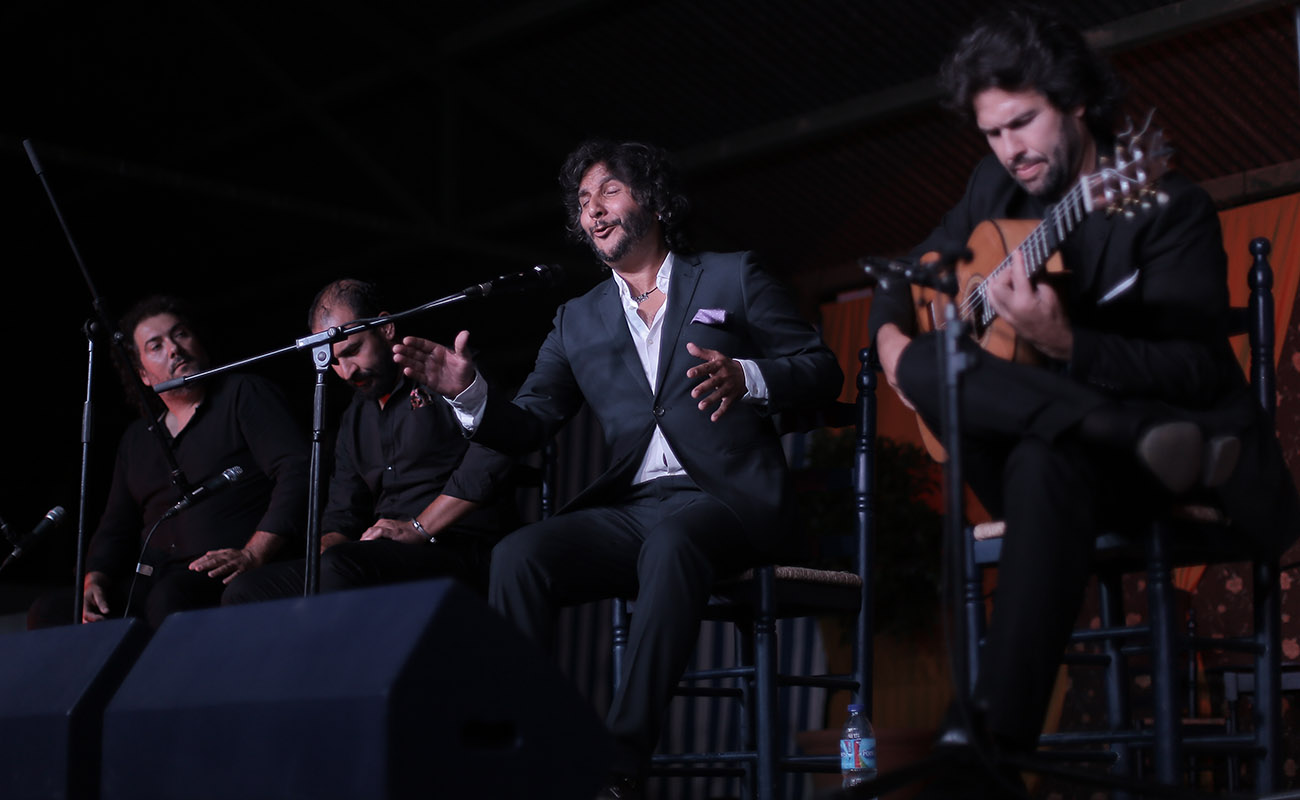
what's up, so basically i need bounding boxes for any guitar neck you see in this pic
[968,178,1093,324]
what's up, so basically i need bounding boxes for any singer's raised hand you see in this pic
[393,330,476,398]
[686,342,745,422]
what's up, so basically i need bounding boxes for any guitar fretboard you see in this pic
[962,177,1095,328]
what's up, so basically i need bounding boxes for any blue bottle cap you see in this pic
[847,704,865,713]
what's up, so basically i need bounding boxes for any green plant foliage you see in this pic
[797,429,945,639]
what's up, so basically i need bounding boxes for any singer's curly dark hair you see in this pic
[112,294,210,419]
[307,278,386,331]
[940,3,1124,146]
[559,139,691,254]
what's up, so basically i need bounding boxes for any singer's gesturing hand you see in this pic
[392,331,476,399]
[189,547,263,584]
[360,518,426,545]
[82,571,112,623]
[686,342,745,422]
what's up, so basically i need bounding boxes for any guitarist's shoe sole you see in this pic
[1136,421,1203,494]
[1202,434,1241,488]
[1136,423,1241,494]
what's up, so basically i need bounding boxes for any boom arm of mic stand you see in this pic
[151,286,486,596]
[25,138,202,620]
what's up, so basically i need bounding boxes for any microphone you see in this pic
[861,248,974,292]
[0,506,65,572]
[860,256,909,290]
[462,264,564,297]
[161,466,244,520]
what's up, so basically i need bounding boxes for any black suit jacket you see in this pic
[869,154,1299,556]
[471,250,843,554]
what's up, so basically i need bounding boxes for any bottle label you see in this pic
[840,737,877,770]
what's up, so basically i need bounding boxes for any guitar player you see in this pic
[867,6,1300,798]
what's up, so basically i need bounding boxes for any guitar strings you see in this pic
[955,176,1092,325]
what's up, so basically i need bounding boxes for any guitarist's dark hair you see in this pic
[940,4,1124,147]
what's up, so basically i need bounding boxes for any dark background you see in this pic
[1,0,1298,595]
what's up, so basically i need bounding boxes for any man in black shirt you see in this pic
[222,279,517,603]
[28,294,310,630]
[868,8,1299,797]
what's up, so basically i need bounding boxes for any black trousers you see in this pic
[27,558,228,631]
[897,333,1162,750]
[487,476,761,777]
[221,535,493,605]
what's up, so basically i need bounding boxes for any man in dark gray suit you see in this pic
[394,139,843,799]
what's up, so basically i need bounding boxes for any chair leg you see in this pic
[612,598,629,693]
[1223,672,1240,792]
[754,566,780,800]
[1146,523,1183,786]
[1252,555,1281,792]
[1097,570,1135,794]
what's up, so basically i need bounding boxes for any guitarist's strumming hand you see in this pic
[985,249,1073,361]
[874,323,916,411]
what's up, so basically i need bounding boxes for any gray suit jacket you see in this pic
[471,250,844,554]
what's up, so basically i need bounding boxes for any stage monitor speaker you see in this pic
[101,578,613,800]
[0,618,150,800]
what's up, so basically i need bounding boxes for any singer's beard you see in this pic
[586,206,652,265]
[349,359,399,401]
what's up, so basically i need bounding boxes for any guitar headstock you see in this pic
[1089,109,1173,219]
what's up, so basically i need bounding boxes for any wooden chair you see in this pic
[962,237,1286,792]
[611,349,878,800]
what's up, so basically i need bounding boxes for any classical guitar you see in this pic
[910,113,1173,461]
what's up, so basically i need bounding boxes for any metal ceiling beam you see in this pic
[193,0,440,229]
[677,0,1297,171]
[433,0,600,57]
[1201,157,1300,206]
[5,136,542,263]
[325,0,581,223]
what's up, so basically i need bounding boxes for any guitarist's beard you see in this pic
[1010,116,1087,202]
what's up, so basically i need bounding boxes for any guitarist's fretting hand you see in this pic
[874,323,916,411]
[985,249,1074,360]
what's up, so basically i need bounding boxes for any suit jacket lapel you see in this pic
[1073,209,1114,303]
[656,253,703,398]
[599,279,656,398]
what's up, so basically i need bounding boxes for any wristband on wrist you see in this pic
[411,518,435,544]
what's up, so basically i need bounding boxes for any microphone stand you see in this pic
[24,139,195,623]
[846,250,990,798]
[850,256,1220,800]
[73,320,99,624]
[154,287,521,596]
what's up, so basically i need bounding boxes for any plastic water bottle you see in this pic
[840,702,877,790]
